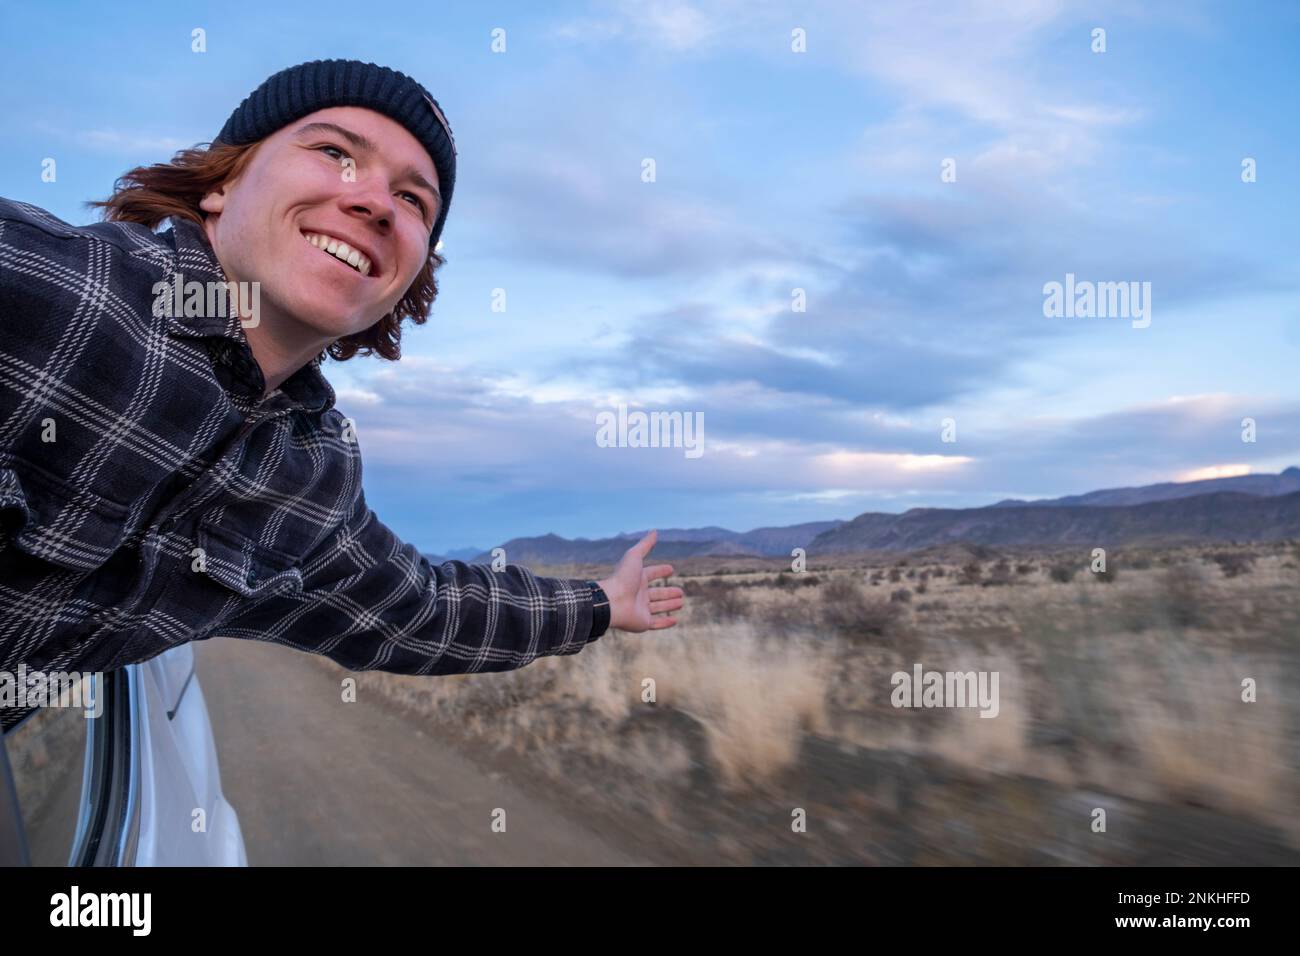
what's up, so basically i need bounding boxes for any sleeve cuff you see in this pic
[584,580,611,641]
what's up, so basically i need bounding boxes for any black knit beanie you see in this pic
[213,59,457,250]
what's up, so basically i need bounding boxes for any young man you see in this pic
[0,59,683,729]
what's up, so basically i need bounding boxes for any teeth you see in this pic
[303,232,372,276]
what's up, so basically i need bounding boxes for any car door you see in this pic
[1,647,247,866]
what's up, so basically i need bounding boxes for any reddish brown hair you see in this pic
[86,140,445,362]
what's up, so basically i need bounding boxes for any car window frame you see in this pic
[1,667,142,866]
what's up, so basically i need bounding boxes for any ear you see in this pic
[199,186,227,215]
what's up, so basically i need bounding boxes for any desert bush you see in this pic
[775,571,819,588]
[931,566,946,578]
[1209,551,1256,578]
[915,600,949,611]
[982,558,1013,586]
[818,576,905,641]
[915,581,928,595]
[1048,563,1077,583]
[889,587,912,603]
[686,578,751,622]
[1091,564,1119,584]
[888,567,902,583]
[1161,563,1206,627]
[957,561,983,585]
[1015,562,1035,575]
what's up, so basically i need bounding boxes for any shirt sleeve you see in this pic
[213,485,608,675]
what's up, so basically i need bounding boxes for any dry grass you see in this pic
[356,541,1300,854]
[625,619,834,788]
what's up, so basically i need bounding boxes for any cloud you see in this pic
[334,345,1300,511]
[467,134,792,280]
[551,0,726,52]
[68,127,191,155]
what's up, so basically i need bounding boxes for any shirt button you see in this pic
[246,570,258,586]
[159,517,177,533]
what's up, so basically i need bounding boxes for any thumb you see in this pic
[629,528,658,558]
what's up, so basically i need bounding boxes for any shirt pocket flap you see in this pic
[0,465,29,527]
[195,520,304,599]
[0,461,133,570]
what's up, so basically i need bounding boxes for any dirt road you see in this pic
[193,637,649,865]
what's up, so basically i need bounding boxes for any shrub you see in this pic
[889,587,912,603]
[687,578,750,622]
[957,561,982,585]
[818,576,905,641]
[1091,564,1119,584]
[888,567,902,583]
[1209,551,1256,578]
[982,558,1013,587]
[1015,563,1035,575]
[1048,563,1076,583]
[1162,563,1206,627]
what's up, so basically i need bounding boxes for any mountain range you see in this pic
[421,466,1300,565]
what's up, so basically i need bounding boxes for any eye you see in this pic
[399,191,427,215]
[317,143,349,162]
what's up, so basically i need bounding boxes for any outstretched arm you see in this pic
[213,490,684,676]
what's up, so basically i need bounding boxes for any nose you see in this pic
[340,174,397,230]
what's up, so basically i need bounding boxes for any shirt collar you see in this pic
[162,216,337,416]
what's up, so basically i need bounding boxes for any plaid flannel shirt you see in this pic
[0,197,609,728]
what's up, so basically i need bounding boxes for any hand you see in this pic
[597,529,685,632]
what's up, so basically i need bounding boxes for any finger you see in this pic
[649,616,677,629]
[643,563,674,581]
[649,597,684,613]
[630,529,658,558]
[648,585,684,598]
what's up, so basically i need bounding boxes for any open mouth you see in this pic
[301,230,375,277]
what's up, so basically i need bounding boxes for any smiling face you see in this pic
[199,105,441,357]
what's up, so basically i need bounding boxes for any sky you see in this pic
[1,0,1297,555]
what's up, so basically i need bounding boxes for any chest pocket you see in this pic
[0,461,141,674]
[194,519,304,600]
[0,460,134,571]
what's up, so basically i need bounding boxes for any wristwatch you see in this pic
[584,580,611,640]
